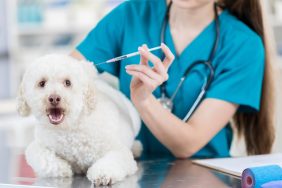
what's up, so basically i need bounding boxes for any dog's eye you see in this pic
[64,79,71,87]
[38,80,46,88]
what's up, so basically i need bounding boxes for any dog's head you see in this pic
[17,54,97,127]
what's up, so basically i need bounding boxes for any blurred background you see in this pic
[0,0,125,100]
[0,0,282,155]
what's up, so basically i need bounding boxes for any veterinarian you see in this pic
[71,0,275,159]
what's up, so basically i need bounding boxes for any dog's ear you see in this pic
[80,60,97,114]
[84,83,96,115]
[17,83,31,116]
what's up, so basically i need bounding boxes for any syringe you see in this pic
[94,46,162,66]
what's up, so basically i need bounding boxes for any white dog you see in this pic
[17,54,142,186]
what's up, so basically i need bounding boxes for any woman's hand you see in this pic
[125,44,238,159]
[126,43,175,106]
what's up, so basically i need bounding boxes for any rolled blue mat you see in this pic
[261,180,282,188]
[241,165,282,188]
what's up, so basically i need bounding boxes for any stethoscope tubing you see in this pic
[159,2,220,121]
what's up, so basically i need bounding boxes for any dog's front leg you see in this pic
[87,146,137,186]
[25,141,73,178]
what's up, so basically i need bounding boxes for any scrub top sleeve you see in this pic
[76,3,127,77]
[205,36,265,112]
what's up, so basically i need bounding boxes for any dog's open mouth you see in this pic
[47,108,65,125]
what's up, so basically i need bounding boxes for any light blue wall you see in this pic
[0,59,10,99]
[0,0,7,53]
[0,0,10,99]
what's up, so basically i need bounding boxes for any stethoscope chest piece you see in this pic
[157,94,173,111]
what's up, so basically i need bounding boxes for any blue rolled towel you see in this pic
[241,165,282,188]
[261,180,282,188]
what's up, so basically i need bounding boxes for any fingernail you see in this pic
[126,69,133,74]
[125,65,133,69]
[143,44,148,50]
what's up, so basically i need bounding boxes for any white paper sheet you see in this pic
[193,153,282,177]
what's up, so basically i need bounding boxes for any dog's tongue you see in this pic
[48,109,64,125]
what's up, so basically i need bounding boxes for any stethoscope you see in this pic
[158,2,220,122]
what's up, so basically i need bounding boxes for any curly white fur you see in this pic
[17,54,142,186]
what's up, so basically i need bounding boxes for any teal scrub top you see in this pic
[76,0,265,158]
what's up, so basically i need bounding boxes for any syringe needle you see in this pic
[94,46,162,66]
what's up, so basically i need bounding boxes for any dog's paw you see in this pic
[87,162,124,186]
[87,165,114,186]
[25,142,73,178]
[91,174,112,186]
[53,161,73,177]
[37,160,73,178]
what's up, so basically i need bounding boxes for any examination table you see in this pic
[0,126,241,188]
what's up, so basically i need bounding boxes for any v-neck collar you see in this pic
[166,22,214,62]
[165,10,228,64]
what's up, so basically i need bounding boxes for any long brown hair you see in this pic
[219,0,276,155]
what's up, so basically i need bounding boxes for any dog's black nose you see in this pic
[48,94,61,106]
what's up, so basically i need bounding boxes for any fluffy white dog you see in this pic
[17,54,142,186]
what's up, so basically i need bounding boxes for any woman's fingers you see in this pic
[126,69,159,90]
[126,64,164,84]
[139,44,148,65]
[130,43,174,83]
[161,43,175,69]
[139,46,168,80]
